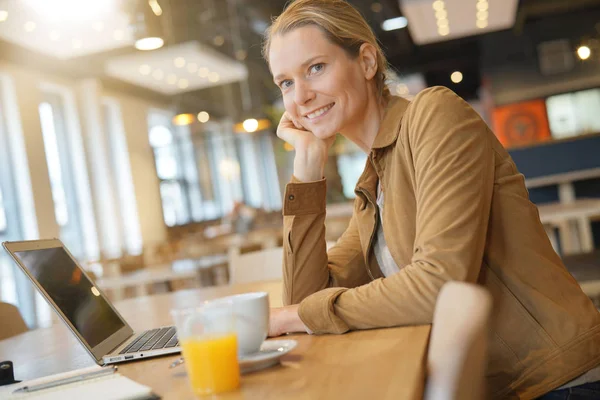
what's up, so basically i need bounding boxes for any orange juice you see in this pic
[181,333,240,396]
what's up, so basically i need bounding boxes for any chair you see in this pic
[424,281,493,400]
[0,302,28,340]
[228,242,337,285]
[228,246,284,285]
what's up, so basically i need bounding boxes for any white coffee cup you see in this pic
[213,292,269,356]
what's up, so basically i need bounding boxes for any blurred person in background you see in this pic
[263,0,600,399]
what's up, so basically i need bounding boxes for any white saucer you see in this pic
[239,339,297,374]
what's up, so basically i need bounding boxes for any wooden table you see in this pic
[0,281,431,399]
[96,255,229,300]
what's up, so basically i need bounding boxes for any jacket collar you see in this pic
[354,96,411,201]
[371,96,411,150]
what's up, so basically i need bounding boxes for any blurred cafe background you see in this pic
[1,0,600,331]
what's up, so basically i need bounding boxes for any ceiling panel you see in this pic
[104,41,248,95]
[400,0,518,45]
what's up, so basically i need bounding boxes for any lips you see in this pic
[304,103,335,120]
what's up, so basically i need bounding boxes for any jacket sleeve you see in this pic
[282,177,372,306]
[297,87,496,334]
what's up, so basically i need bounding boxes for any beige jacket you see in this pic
[281,87,600,399]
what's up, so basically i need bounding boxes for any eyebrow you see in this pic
[273,55,326,83]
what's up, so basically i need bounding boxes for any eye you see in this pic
[279,79,293,90]
[309,63,325,74]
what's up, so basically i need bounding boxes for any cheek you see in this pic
[282,94,297,116]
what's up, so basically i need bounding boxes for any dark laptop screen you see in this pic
[14,247,125,348]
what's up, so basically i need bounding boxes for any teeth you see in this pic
[307,103,333,119]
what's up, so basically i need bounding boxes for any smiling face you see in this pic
[268,25,376,140]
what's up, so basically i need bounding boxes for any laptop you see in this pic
[2,238,180,365]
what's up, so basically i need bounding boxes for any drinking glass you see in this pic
[171,301,240,396]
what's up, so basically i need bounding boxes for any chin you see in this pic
[312,128,337,140]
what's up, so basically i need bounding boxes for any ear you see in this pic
[358,43,378,81]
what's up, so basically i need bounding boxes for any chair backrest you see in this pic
[228,242,337,285]
[0,302,28,340]
[228,247,285,285]
[424,281,493,400]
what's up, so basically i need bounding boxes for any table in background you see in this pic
[96,255,228,300]
[525,168,600,255]
[0,280,431,400]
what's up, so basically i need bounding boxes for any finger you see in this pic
[291,116,304,130]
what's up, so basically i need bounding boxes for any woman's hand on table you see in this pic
[268,304,308,337]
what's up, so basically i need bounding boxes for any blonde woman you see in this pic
[263,0,600,398]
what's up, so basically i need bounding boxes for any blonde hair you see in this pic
[263,0,390,99]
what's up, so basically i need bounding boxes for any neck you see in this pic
[340,92,387,153]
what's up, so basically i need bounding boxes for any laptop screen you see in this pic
[14,247,125,348]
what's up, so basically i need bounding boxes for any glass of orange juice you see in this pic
[171,301,240,396]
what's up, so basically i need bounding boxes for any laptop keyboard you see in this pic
[119,326,179,355]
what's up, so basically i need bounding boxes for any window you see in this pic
[337,151,368,199]
[103,100,143,255]
[39,92,87,260]
[0,91,19,308]
[149,112,282,224]
[149,111,197,226]
[546,88,600,139]
[0,189,6,233]
[0,75,41,328]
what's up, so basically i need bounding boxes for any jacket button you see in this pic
[288,194,295,201]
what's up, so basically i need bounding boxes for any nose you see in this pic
[294,80,314,107]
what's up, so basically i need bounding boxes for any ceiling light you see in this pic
[396,83,409,96]
[22,0,116,23]
[213,35,225,46]
[152,69,164,80]
[371,2,383,13]
[477,10,488,20]
[476,19,488,29]
[476,1,488,11]
[235,49,247,61]
[283,142,294,152]
[72,39,83,49]
[435,10,447,19]
[382,16,408,31]
[187,62,198,73]
[197,111,210,123]
[450,71,463,83]
[132,1,164,51]
[242,118,259,133]
[234,118,271,133]
[113,30,125,40]
[166,74,177,84]
[177,79,189,89]
[50,30,60,41]
[172,114,195,126]
[577,45,591,60]
[208,72,220,82]
[92,22,104,32]
[437,19,449,28]
[198,68,209,77]
[432,1,445,11]
[149,0,163,16]
[135,37,164,51]
[438,26,450,36]
[139,64,151,75]
[24,21,36,32]
[0,10,8,22]
[174,57,186,68]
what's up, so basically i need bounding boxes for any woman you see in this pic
[263,0,600,398]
